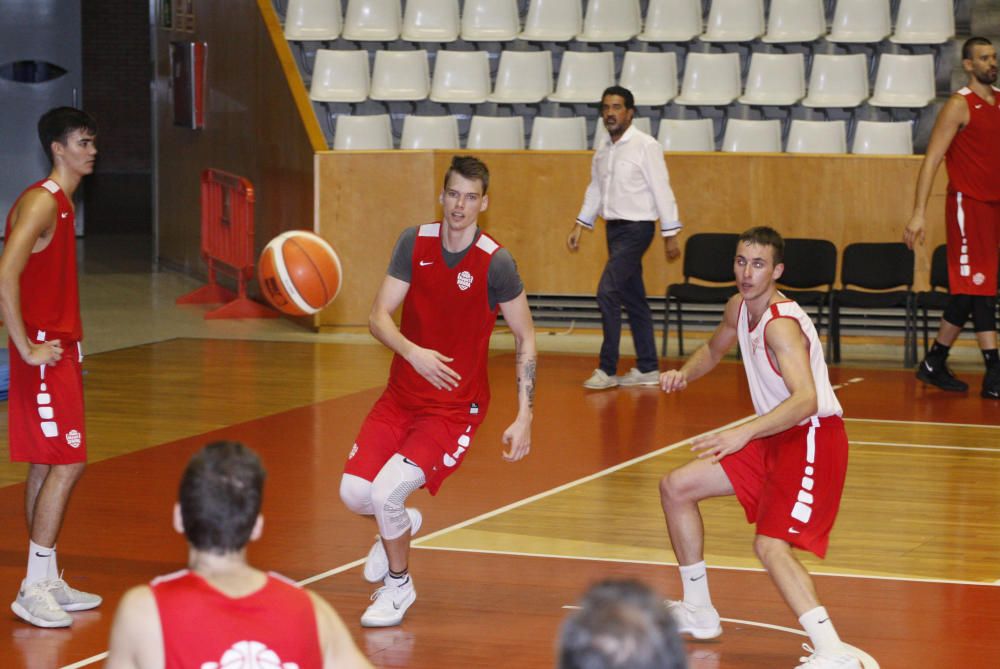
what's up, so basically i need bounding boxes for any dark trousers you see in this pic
[597,220,658,375]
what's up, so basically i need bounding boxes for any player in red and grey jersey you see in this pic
[905,36,1000,399]
[106,441,371,669]
[339,155,536,627]
[0,107,102,628]
[657,228,860,669]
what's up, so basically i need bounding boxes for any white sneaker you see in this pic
[360,578,416,628]
[617,367,660,386]
[795,644,862,669]
[45,575,102,612]
[665,599,722,640]
[11,581,72,628]
[363,508,423,583]
[583,369,618,390]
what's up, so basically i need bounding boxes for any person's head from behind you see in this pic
[176,441,267,555]
[37,107,98,169]
[559,579,687,669]
[600,86,635,140]
[735,226,785,300]
[440,155,490,232]
[962,37,997,85]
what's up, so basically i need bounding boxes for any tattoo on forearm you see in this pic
[516,353,537,409]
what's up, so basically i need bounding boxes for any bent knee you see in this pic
[660,469,693,505]
[753,534,791,562]
[339,474,374,515]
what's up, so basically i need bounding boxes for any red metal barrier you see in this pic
[175,169,278,319]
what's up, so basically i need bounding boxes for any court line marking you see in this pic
[851,440,1000,453]
[560,606,881,669]
[846,416,1000,429]
[412,545,1000,588]
[61,655,106,669]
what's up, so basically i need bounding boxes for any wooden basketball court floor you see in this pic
[1,333,998,669]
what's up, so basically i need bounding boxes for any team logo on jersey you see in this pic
[973,272,986,286]
[201,640,299,668]
[456,270,474,291]
[65,429,82,449]
[348,443,358,459]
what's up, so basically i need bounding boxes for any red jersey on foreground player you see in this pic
[0,107,102,628]
[658,227,860,669]
[339,155,536,628]
[106,441,371,669]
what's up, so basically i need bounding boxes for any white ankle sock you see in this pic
[27,541,55,585]
[799,606,844,656]
[385,570,410,589]
[679,561,712,608]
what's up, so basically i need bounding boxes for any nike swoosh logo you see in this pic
[923,361,934,373]
[818,618,830,624]
[419,260,433,266]
[60,212,69,219]
[35,552,52,558]
[689,574,705,581]
[788,527,801,534]
[976,104,983,109]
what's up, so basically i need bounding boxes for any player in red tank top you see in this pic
[106,441,372,669]
[905,37,1000,400]
[340,156,537,627]
[0,108,103,628]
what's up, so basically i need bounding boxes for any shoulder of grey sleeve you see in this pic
[387,227,418,282]
[488,248,524,304]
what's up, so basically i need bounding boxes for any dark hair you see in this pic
[559,579,687,669]
[601,86,635,110]
[443,155,490,195]
[37,107,97,164]
[962,36,993,60]
[738,226,785,265]
[179,441,266,554]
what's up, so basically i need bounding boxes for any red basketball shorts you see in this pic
[8,335,87,464]
[344,389,483,496]
[946,191,1000,296]
[720,415,847,558]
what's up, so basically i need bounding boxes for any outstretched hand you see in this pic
[406,346,461,390]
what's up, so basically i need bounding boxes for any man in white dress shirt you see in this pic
[567,86,683,390]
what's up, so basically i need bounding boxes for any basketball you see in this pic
[258,230,342,316]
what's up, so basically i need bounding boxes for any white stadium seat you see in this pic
[342,0,402,41]
[674,52,742,106]
[466,115,526,149]
[738,52,806,106]
[284,0,342,40]
[638,0,702,42]
[369,50,429,101]
[488,50,553,104]
[400,114,461,149]
[309,49,369,103]
[334,114,394,149]
[786,120,848,154]
[852,120,914,155]
[547,51,615,104]
[721,119,783,153]
[429,50,491,104]
[657,118,716,152]
[801,54,869,108]
[529,116,588,150]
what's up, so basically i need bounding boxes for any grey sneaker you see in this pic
[361,578,416,627]
[363,508,423,583]
[11,581,72,628]
[583,369,619,390]
[665,599,722,640]
[618,367,660,387]
[45,575,102,612]
[795,644,861,669]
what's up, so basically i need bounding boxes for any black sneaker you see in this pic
[916,357,969,392]
[983,366,1000,399]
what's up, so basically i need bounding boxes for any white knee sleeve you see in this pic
[340,473,375,515]
[370,454,426,541]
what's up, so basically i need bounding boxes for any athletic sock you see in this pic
[982,349,999,369]
[799,606,844,657]
[26,541,55,586]
[47,545,60,581]
[927,341,951,365]
[386,568,410,589]
[679,561,712,608]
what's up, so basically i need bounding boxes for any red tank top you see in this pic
[3,179,82,341]
[388,223,500,418]
[945,87,1000,202]
[151,570,323,669]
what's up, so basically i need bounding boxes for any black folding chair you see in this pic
[914,244,950,355]
[662,233,739,357]
[830,242,917,367]
[778,238,837,360]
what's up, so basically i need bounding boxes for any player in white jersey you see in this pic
[658,227,859,669]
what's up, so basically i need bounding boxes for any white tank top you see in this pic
[737,298,842,420]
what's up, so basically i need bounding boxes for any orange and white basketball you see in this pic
[258,231,342,316]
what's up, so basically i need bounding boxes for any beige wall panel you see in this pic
[316,152,945,327]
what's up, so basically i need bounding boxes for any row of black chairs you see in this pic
[660,234,967,368]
